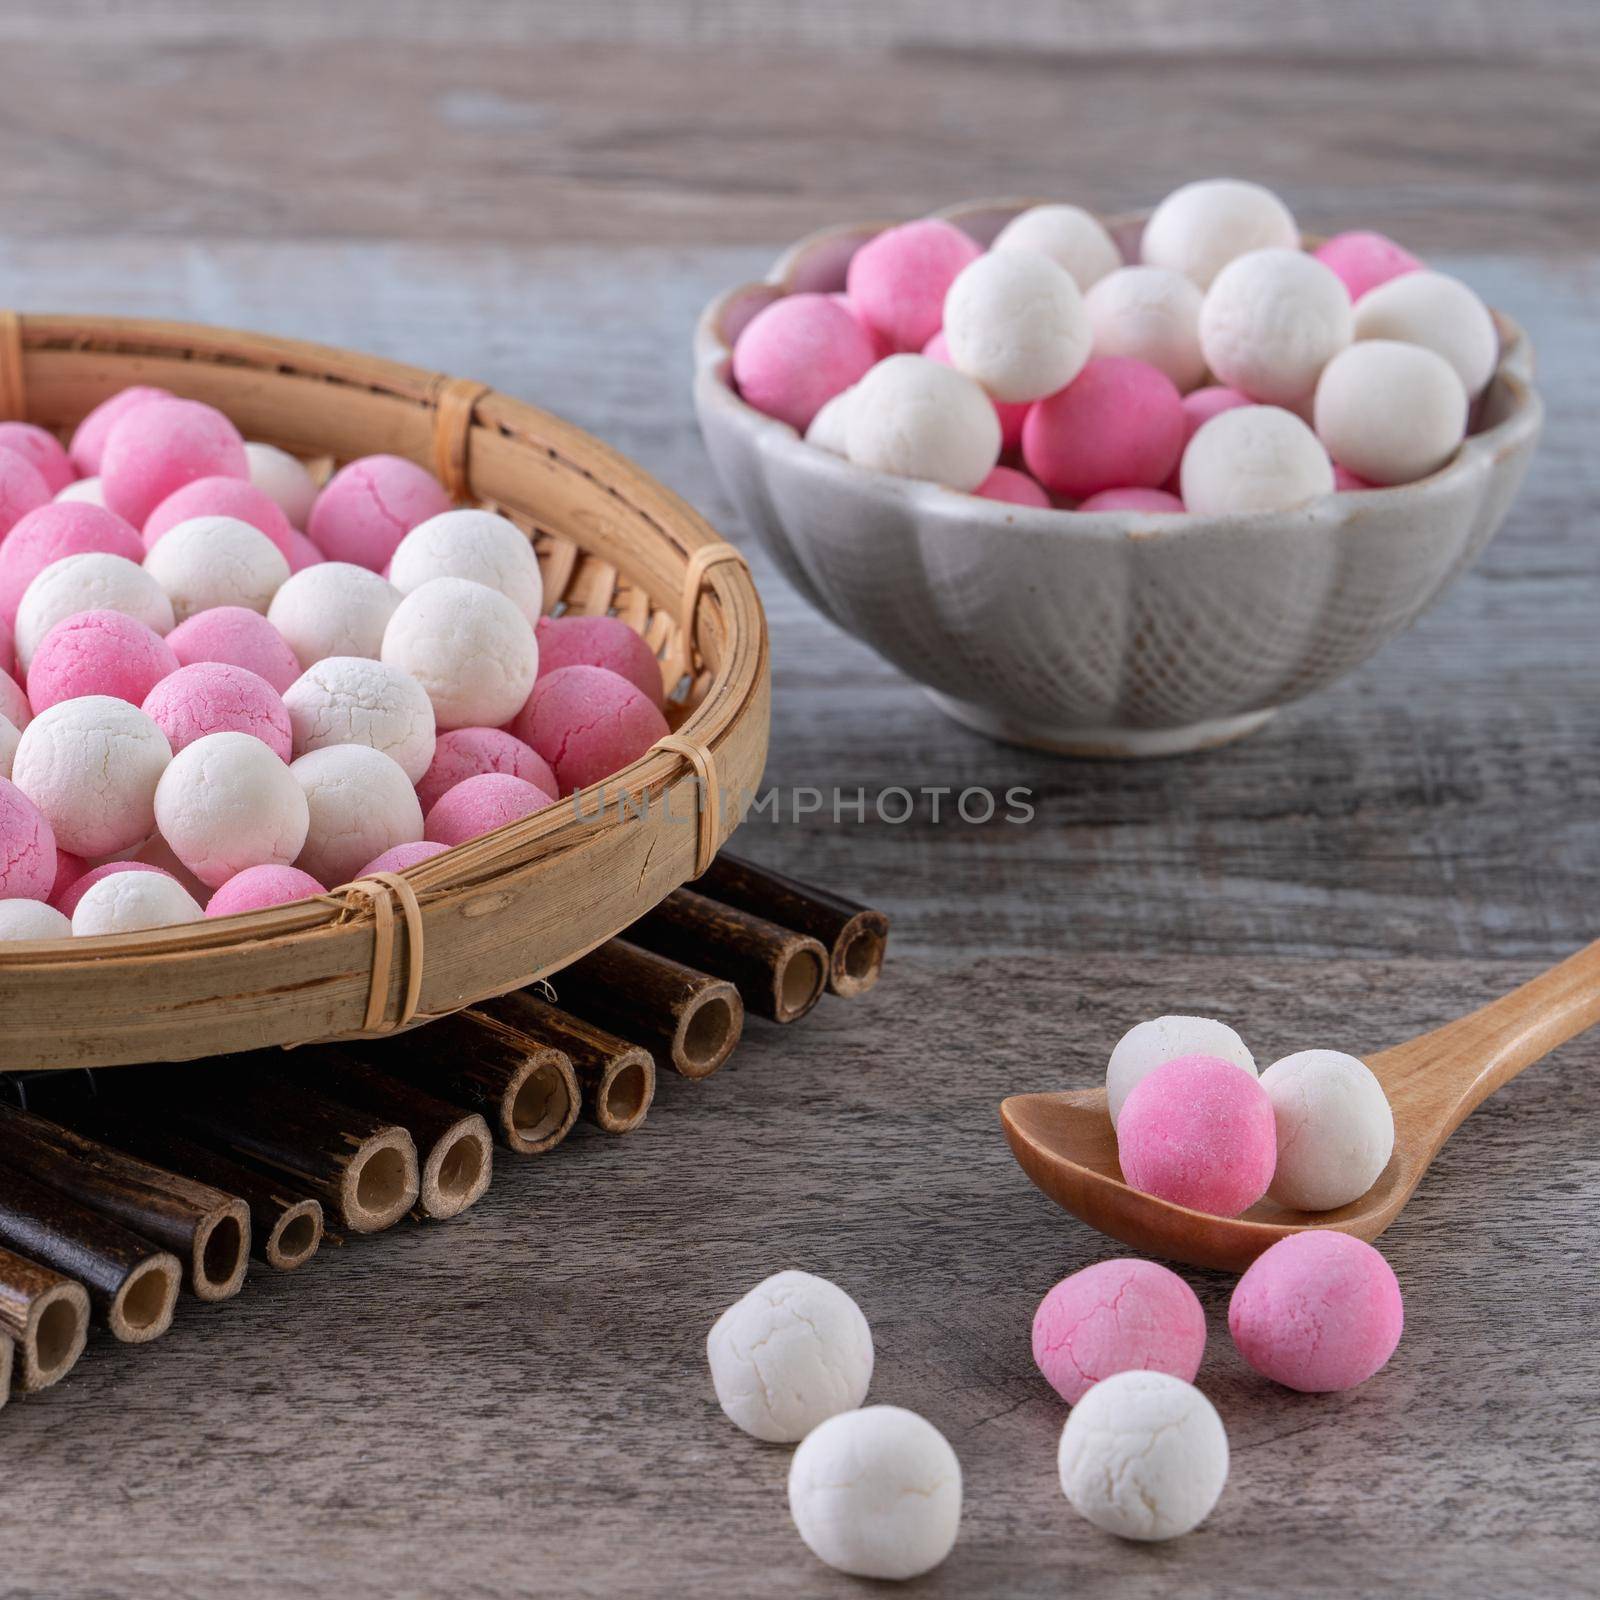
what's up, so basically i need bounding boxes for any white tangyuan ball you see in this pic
[805,386,857,456]
[1352,270,1498,399]
[71,870,204,937]
[154,731,310,889]
[788,1407,962,1581]
[380,577,539,732]
[290,744,423,886]
[846,356,1001,492]
[990,203,1122,292]
[1313,342,1468,486]
[0,713,18,780]
[282,655,436,783]
[15,552,174,670]
[943,250,1092,403]
[1261,1049,1396,1211]
[1107,1015,1258,1127]
[1058,1371,1229,1541]
[0,898,72,940]
[1141,177,1299,289]
[1086,266,1207,391]
[387,509,543,626]
[143,516,290,623]
[268,563,400,668]
[11,696,171,857]
[244,442,318,527]
[1199,249,1353,406]
[706,1270,874,1442]
[55,476,106,507]
[1181,405,1333,516]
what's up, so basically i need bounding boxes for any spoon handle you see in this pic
[1375,938,1600,1136]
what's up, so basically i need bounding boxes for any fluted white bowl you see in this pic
[694,199,1542,755]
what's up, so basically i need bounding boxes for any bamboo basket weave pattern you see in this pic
[0,314,770,1072]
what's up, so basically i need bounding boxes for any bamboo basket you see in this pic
[0,314,769,1071]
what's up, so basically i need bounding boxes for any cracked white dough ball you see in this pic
[244,442,318,527]
[788,1406,962,1581]
[990,203,1122,291]
[387,509,543,626]
[942,250,1091,403]
[1058,1370,1228,1541]
[0,712,18,780]
[283,655,436,783]
[1086,266,1207,391]
[290,743,423,886]
[0,898,71,940]
[1181,405,1333,516]
[805,386,858,455]
[1107,1014,1257,1127]
[1199,249,1352,405]
[11,696,172,857]
[154,731,310,888]
[845,356,1001,492]
[268,562,400,668]
[143,516,291,623]
[1352,270,1498,398]
[1261,1049,1395,1211]
[15,552,175,670]
[1313,341,1467,486]
[55,476,106,507]
[380,576,539,731]
[72,870,203,937]
[706,1269,874,1442]
[1141,177,1299,289]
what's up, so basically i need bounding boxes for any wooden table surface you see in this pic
[3,5,1597,1596]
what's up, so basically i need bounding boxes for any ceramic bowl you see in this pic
[693,199,1543,756]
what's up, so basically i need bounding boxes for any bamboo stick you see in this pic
[272,1051,492,1220]
[350,1009,580,1157]
[139,1064,420,1235]
[627,889,829,1023]
[478,993,655,1134]
[62,1109,323,1272]
[551,939,744,1080]
[696,852,890,998]
[0,1243,89,1393]
[0,1333,10,1407]
[0,1103,249,1302]
[0,1165,181,1343]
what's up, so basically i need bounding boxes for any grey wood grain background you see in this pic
[1,5,1597,1596]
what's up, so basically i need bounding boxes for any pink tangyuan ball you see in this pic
[1023,357,1186,501]
[164,606,302,695]
[511,664,669,796]
[68,386,171,476]
[358,839,450,877]
[307,455,452,572]
[49,848,87,902]
[416,726,557,815]
[1165,385,1252,492]
[143,476,297,562]
[845,218,983,353]
[534,614,665,709]
[283,528,327,572]
[0,449,52,544]
[923,330,1029,455]
[26,610,179,713]
[204,863,326,918]
[973,466,1052,508]
[141,661,292,761]
[0,423,75,496]
[1333,464,1377,492]
[732,293,879,433]
[0,777,57,901]
[100,398,248,528]
[831,293,893,360]
[0,667,28,731]
[423,771,555,847]
[1312,231,1424,303]
[0,502,145,627]
[1076,487,1185,513]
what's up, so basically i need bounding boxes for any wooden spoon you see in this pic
[1000,940,1600,1272]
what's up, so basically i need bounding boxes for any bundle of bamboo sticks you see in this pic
[0,854,887,1408]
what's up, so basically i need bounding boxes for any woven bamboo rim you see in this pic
[0,314,770,1070]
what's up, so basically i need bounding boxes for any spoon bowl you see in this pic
[1002,940,1600,1271]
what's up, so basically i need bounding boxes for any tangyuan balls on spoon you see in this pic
[388,509,543,626]
[1117,1054,1276,1217]
[15,552,174,671]
[283,655,436,783]
[143,516,291,623]
[512,664,668,796]
[290,744,423,886]
[1260,1049,1394,1211]
[1141,177,1298,289]
[1107,1014,1257,1126]
[731,292,878,433]
[268,562,400,668]
[845,355,1001,493]
[942,249,1092,403]
[71,869,203,936]
[845,217,982,353]
[990,203,1122,291]
[381,577,538,731]
[307,455,451,572]
[26,610,178,712]
[100,397,247,528]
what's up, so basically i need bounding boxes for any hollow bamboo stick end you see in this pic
[416,1112,494,1220]
[668,978,743,1080]
[587,1050,656,1135]
[501,1047,581,1155]
[337,1128,420,1234]
[771,937,829,1023]
[190,1196,252,1302]
[828,909,891,998]
[0,1250,91,1393]
[107,1251,182,1344]
[263,1198,324,1272]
